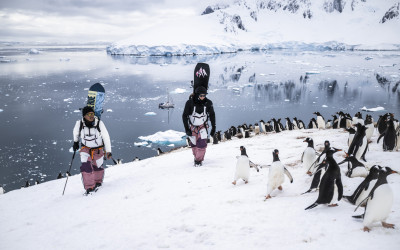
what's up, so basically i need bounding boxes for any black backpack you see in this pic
[192,63,210,94]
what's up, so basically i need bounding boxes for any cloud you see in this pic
[0,0,208,43]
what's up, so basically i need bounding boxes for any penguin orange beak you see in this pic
[392,170,399,174]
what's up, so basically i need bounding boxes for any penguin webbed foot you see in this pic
[232,181,236,185]
[328,203,338,207]
[264,195,272,201]
[278,186,283,190]
[382,222,395,229]
[363,227,370,232]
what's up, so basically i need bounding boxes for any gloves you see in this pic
[186,130,192,137]
[210,127,216,137]
[73,141,80,151]
[106,152,112,160]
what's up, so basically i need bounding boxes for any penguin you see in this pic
[332,115,339,129]
[285,117,294,130]
[338,154,368,178]
[35,180,40,185]
[292,118,299,130]
[325,119,332,129]
[0,185,4,195]
[265,149,293,200]
[134,157,140,162]
[302,161,328,194]
[314,112,326,129]
[259,120,267,134]
[216,131,222,142]
[265,120,273,132]
[66,171,71,176]
[346,127,356,146]
[24,180,30,188]
[298,119,306,129]
[308,118,318,129]
[377,113,392,135]
[57,172,63,179]
[348,123,368,161]
[353,167,399,232]
[232,146,251,185]
[224,130,232,140]
[396,124,400,151]
[377,118,397,151]
[364,115,374,142]
[254,123,260,135]
[116,159,123,164]
[157,148,164,156]
[212,134,219,144]
[301,137,317,174]
[305,148,343,210]
[337,111,351,129]
[271,118,282,133]
[343,165,380,205]
[352,112,364,126]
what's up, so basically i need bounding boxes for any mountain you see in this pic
[107,0,400,55]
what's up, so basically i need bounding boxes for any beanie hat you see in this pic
[82,106,94,117]
[195,86,208,95]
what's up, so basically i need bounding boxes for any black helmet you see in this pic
[195,86,207,95]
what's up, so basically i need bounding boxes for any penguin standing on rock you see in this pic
[301,138,317,173]
[353,167,399,232]
[232,146,250,185]
[343,165,380,206]
[265,149,293,200]
[305,148,343,210]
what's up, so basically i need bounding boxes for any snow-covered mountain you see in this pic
[107,0,400,55]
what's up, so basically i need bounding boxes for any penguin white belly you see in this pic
[355,137,367,160]
[303,148,317,172]
[350,167,368,178]
[365,124,374,141]
[363,185,393,227]
[329,182,339,205]
[255,126,260,135]
[267,164,284,195]
[348,134,354,146]
[0,187,4,195]
[317,117,325,129]
[234,156,250,181]
[356,179,377,206]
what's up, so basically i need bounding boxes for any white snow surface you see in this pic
[1,128,400,249]
[107,0,400,55]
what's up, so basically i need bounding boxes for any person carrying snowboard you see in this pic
[182,86,216,166]
[72,106,112,194]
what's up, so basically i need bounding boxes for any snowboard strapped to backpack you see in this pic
[192,63,210,94]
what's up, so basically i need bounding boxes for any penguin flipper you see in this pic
[352,214,364,219]
[305,202,319,210]
[336,178,344,201]
[301,152,304,163]
[284,167,294,183]
[354,195,371,212]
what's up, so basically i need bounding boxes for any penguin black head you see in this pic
[325,147,341,157]
[382,167,399,175]
[324,140,330,149]
[272,149,280,162]
[240,146,248,156]
[303,137,314,147]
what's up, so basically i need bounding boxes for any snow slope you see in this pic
[1,128,399,249]
[107,0,400,55]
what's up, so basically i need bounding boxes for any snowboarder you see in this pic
[182,86,216,166]
[73,106,112,194]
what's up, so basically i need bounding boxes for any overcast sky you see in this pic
[0,0,216,44]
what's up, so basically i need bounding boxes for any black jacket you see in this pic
[182,94,216,132]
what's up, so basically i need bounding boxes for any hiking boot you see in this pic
[194,160,202,167]
[85,187,94,195]
[95,183,102,188]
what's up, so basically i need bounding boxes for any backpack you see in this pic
[192,63,210,94]
[79,119,101,134]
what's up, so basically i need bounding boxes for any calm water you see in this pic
[1,45,399,192]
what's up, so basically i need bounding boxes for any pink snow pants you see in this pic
[79,147,105,190]
[189,125,208,162]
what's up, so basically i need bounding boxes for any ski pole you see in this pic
[62,150,76,196]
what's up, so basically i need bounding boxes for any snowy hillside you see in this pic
[1,128,399,249]
[107,0,400,55]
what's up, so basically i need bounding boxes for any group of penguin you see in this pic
[230,110,399,232]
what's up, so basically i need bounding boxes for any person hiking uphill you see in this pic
[182,86,216,167]
[72,106,112,194]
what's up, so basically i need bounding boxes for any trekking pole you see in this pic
[62,150,76,196]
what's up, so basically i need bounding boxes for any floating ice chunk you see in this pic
[365,56,373,60]
[59,58,70,61]
[144,112,157,116]
[52,142,57,145]
[284,99,290,102]
[322,105,328,108]
[106,109,113,112]
[167,144,175,147]
[361,106,384,112]
[171,88,186,94]
[29,49,40,54]
[64,98,73,102]
[0,109,3,112]
[43,98,52,101]
[139,130,186,144]
[134,142,148,147]
[306,71,320,75]
[73,110,80,113]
